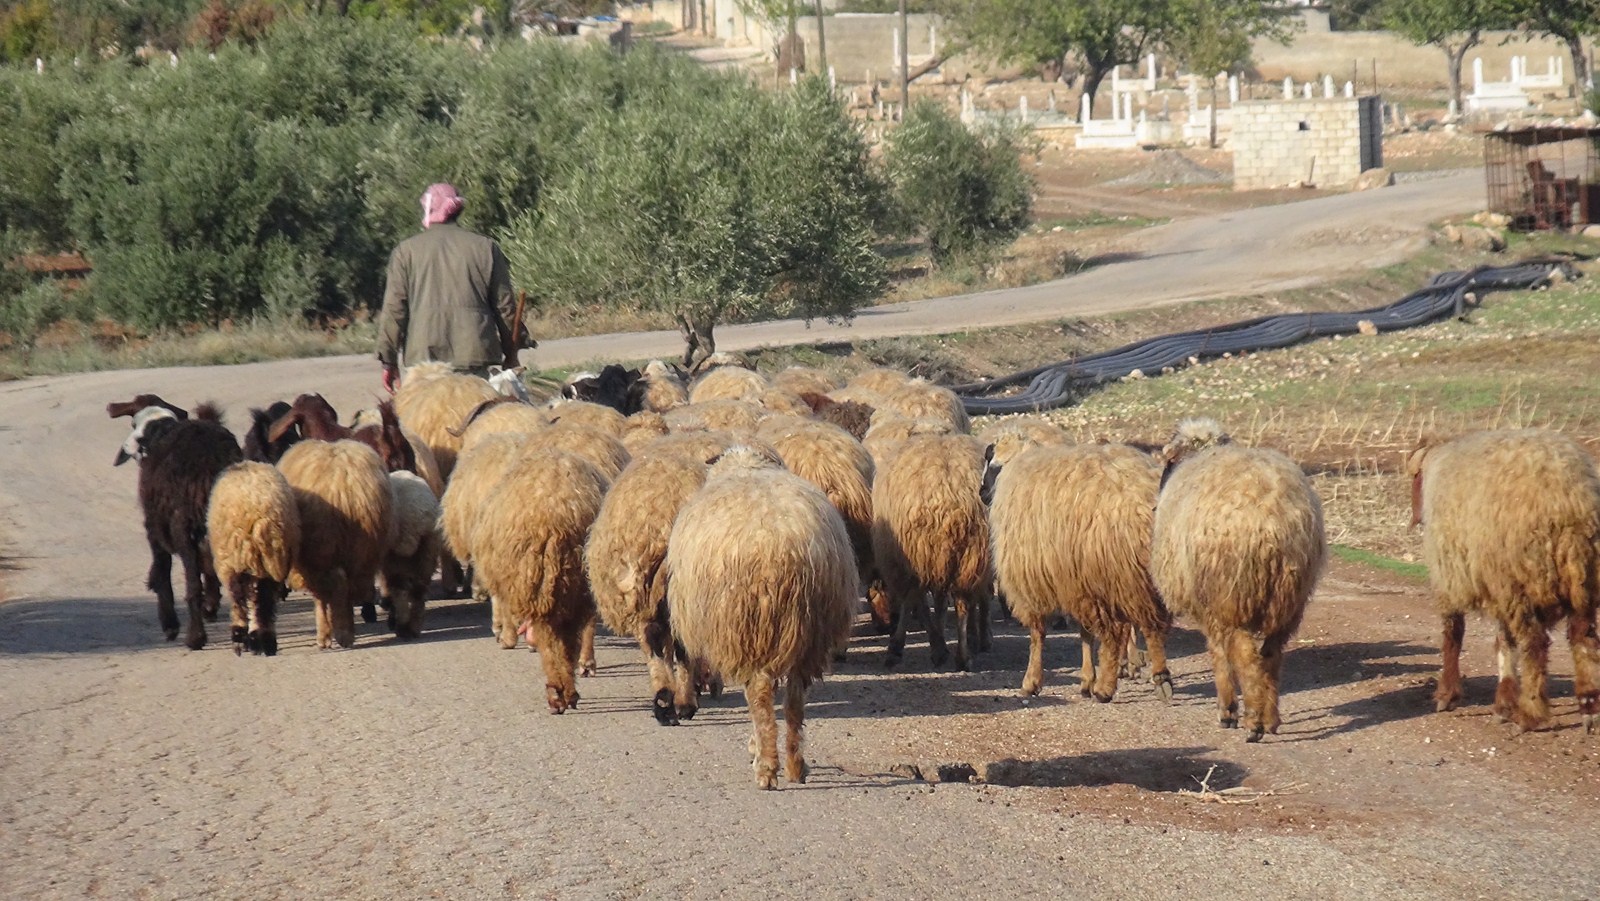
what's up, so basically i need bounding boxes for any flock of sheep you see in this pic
[107,357,1600,789]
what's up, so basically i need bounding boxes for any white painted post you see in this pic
[1228,74,1239,105]
[1344,80,1354,98]
[1323,74,1335,98]
[1187,77,1200,116]
[1122,92,1133,122]
[1303,82,1313,99]
[1283,76,1294,99]
[1147,52,1157,86]
[34,57,42,75]
[1019,95,1028,122]
[1473,57,1483,92]
[1555,56,1563,80]
[1047,89,1057,113]
[828,66,836,89]
[1448,98,1459,117]
[790,67,798,85]
[1111,64,1121,95]
[169,51,178,68]
[1081,93,1092,122]
[929,23,937,57]
[890,27,899,73]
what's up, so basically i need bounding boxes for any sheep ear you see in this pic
[983,443,996,465]
[266,410,299,443]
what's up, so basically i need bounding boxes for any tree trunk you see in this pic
[678,312,716,371]
[1565,34,1591,93]
[1443,32,1479,117]
[1081,59,1112,114]
[788,0,799,81]
[814,0,827,75]
[1209,82,1218,150]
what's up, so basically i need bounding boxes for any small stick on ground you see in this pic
[1178,764,1308,804]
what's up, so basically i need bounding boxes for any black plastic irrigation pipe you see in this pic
[950,258,1578,416]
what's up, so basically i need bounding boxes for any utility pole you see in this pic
[788,0,799,83]
[898,0,909,113]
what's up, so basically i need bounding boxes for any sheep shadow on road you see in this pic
[980,746,1247,793]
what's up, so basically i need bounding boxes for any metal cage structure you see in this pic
[1484,126,1600,231]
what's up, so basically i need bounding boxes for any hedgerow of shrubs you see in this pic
[0,17,1032,343]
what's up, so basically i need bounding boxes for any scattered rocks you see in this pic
[1472,211,1512,229]
[1440,224,1505,253]
[1357,319,1378,336]
[1353,167,1394,191]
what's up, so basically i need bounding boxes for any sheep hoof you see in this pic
[163,627,180,642]
[185,631,206,651]
[258,633,277,657]
[1091,690,1114,704]
[653,689,679,726]
[579,662,597,678]
[231,626,248,655]
[1220,716,1238,729]
[676,702,698,721]
[1245,726,1265,743]
[786,758,809,785]
[1153,671,1174,704]
[1584,714,1597,735]
[1434,696,1458,713]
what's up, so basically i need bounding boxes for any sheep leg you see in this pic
[1567,611,1600,734]
[1090,624,1126,703]
[359,588,378,625]
[884,583,918,667]
[254,580,282,657]
[1258,634,1287,736]
[312,594,332,649]
[783,675,810,785]
[922,591,947,667]
[578,617,597,677]
[1492,626,1519,724]
[1229,630,1268,742]
[201,569,223,622]
[1509,617,1551,734]
[492,596,519,649]
[328,583,357,649]
[1208,634,1239,729]
[227,573,253,655]
[178,547,207,651]
[746,671,780,790]
[1078,633,1095,698]
[1019,614,1048,697]
[529,619,580,714]
[667,638,700,720]
[951,593,971,672]
[640,624,678,726]
[148,547,180,641]
[1434,612,1466,712]
[976,591,993,652]
[1144,624,1174,704]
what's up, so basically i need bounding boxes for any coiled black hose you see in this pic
[952,259,1577,416]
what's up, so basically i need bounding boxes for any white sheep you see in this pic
[382,470,444,640]
[1153,424,1325,741]
[1407,428,1600,733]
[666,446,856,789]
[206,461,300,656]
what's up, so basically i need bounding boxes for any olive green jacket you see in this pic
[376,223,521,369]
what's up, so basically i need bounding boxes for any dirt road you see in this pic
[5,172,1598,899]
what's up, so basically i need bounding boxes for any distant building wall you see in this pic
[1231,96,1382,190]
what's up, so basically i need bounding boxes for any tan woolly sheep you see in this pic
[635,360,689,413]
[535,421,631,483]
[473,446,609,713]
[666,446,856,789]
[1153,436,1324,740]
[990,443,1172,701]
[771,366,840,397]
[862,416,955,466]
[848,368,911,394]
[277,439,395,650]
[632,430,745,466]
[440,433,534,634]
[351,408,445,499]
[382,470,444,640]
[872,433,992,670]
[545,399,628,440]
[456,399,549,453]
[664,399,767,435]
[758,387,813,417]
[871,378,971,433]
[393,365,500,481]
[689,366,769,404]
[620,410,671,456]
[206,461,300,656]
[586,453,711,725]
[1406,429,1600,733]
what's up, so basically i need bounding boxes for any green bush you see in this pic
[883,100,1034,264]
[500,62,889,360]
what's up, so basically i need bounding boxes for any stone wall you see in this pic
[1231,96,1382,190]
